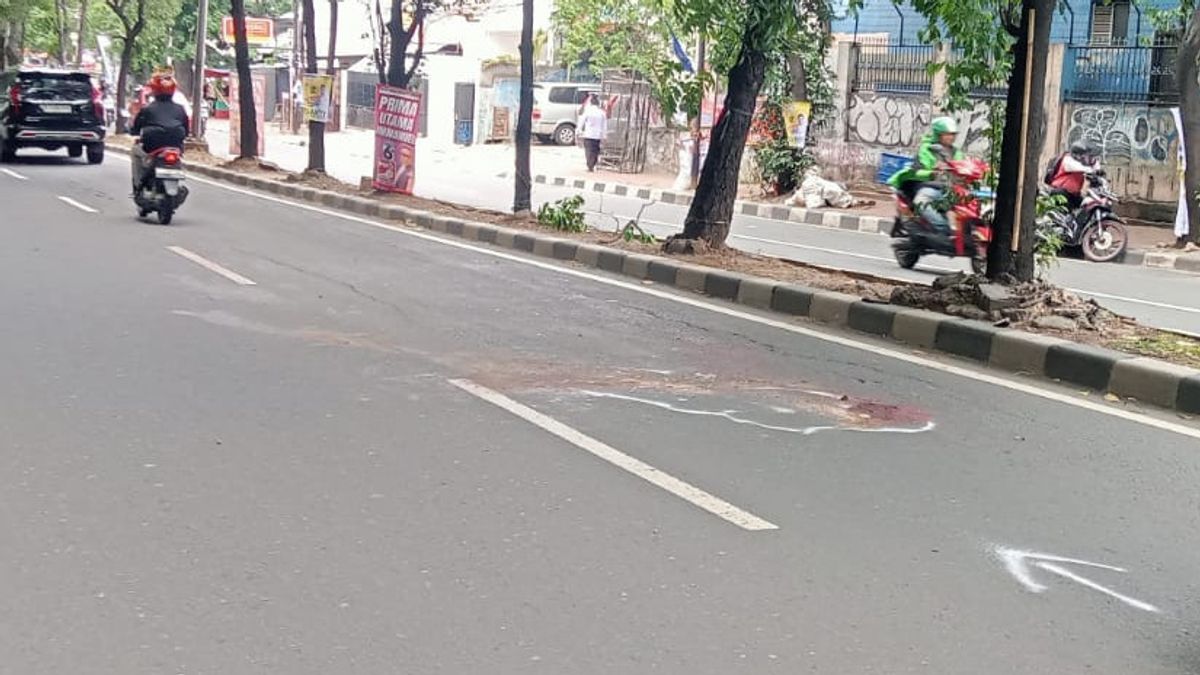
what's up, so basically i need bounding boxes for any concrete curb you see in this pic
[123,145,1200,416]
[533,172,1197,275]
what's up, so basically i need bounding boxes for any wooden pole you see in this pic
[1012,7,1035,253]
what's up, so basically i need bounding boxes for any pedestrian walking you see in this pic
[578,94,607,172]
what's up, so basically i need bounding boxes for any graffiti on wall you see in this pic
[1065,105,1178,165]
[845,92,994,155]
[846,93,932,148]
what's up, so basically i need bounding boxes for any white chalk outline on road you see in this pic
[166,246,257,286]
[57,196,98,213]
[734,233,1200,317]
[450,379,779,531]
[995,545,1160,613]
[171,171,1200,441]
[1,168,28,180]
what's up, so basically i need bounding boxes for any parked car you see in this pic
[532,82,600,146]
[0,67,107,163]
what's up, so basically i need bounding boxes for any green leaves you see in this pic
[537,196,588,233]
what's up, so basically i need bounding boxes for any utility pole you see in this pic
[689,35,706,189]
[190,0,209,143]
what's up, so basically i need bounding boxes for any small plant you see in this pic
[602,200,658,245]
[1034,192,1069,276]
[537,196,587,233]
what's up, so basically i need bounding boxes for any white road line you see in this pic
[1,168,28,180]
[182,173,1200,441]
[166,246,257,286]
[450,379,779,531]
[57,196,98,213]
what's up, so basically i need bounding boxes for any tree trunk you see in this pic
[114,40,134,133]
[513,0,534,213]
[677,29,768,247]
[385,0,423,88]
[302,0,323,172]
[56,0,70,65]
[76,0,89,64]
[230,0,258,158]
[1180,6,1200,243]
[986,0,1052,282]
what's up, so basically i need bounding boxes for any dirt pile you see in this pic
[890,272,1127,334]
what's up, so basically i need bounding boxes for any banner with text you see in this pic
[372,86,422,194]
[302,74,334,124]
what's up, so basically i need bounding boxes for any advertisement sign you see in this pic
[228,73,266,156]
[782,100,812,149]
[302,74,334,123]
[221,17,275,44]
[373,86,422,194]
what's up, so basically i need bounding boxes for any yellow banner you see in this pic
[302,74,334,124]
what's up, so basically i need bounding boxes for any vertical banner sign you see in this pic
[373,86,422,194]
[229,73,267,156]
[1171,107,1189,239]
[782,101,811,149]
[302,74,334,123]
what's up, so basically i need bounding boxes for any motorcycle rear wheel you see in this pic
[1081,220,1127,263]
[894,243,920,269]
[157,208,174,225]
[971,256,987,275]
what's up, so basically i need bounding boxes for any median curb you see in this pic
[533,172,1199,275]
[118,144,1200,416]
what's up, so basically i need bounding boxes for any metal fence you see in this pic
[1063,42,1178,105]
[851,44,937,95]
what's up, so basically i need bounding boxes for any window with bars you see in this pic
[1089,0,1131,46]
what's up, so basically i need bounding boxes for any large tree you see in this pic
[904,0,1055,281]
[663,0,826,248]
[104,0,146,134]
[228,0,257,158]
[513,0,532,212]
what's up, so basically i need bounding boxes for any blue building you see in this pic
[831,0,1181,104]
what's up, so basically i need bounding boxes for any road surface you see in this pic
[3,153,1200,674]
[201,123,1200,336]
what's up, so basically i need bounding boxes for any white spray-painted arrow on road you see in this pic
[995,545,1160,613]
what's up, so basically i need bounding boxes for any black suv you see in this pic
[0,68,106,164]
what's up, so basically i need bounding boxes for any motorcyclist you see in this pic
[129,72,189,192]
[1046,141,1100,211]
[888,116,964,235]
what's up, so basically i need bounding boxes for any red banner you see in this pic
[373,86,422,194]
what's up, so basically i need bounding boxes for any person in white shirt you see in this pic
[577,95,608,172]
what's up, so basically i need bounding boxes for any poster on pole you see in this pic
[229,72,266,156]
[1171,106,1189,238]
[373,86,422,194]
[782,100,812,149]
[302,74,334,123]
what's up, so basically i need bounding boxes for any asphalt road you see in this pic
[415,157,1200,336]
[3,152,1200,674]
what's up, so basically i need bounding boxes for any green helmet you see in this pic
[931,116,959,135]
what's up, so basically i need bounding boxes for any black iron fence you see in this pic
[851,44,937,95]
[1063,41,1178,105]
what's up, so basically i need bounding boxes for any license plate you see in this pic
[156,169,185,179]
[40,104,71,114]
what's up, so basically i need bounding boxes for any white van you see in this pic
[532,82,601,146]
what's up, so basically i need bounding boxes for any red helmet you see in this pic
[148,73,176,97]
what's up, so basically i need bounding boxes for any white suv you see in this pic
[532,82,600,146]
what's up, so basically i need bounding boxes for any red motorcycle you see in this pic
[891,157,993,275]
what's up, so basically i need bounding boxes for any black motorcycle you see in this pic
[134,146,188,225]
[1038,173,1128,263]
